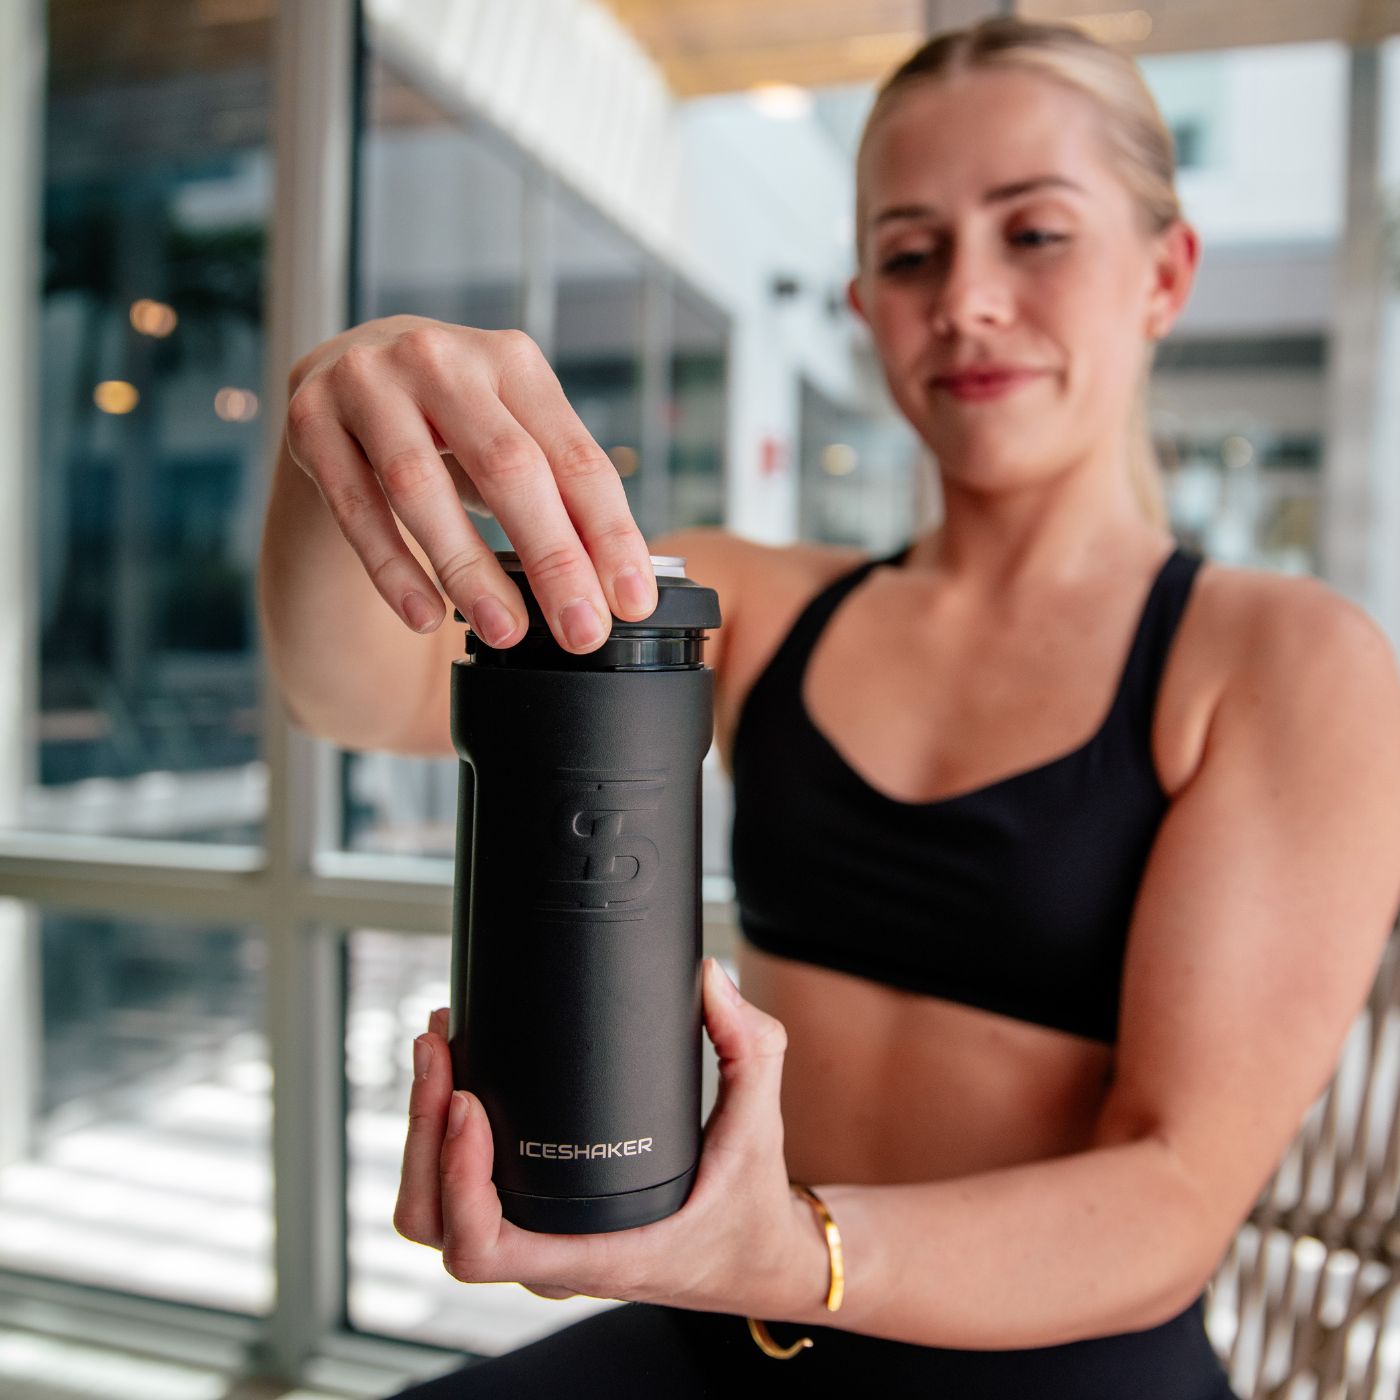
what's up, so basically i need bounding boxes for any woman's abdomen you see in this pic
[736,937,1116,1184]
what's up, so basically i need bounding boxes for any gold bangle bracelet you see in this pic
[746,1315,813,1360]
[746,1181,844,1360]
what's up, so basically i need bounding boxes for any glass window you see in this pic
[341,36,729,862]
[1140,51,1228,171]
[1135,46,1345,574]
[356,49,528,351]
[798,375,922,549]
[0,901,270,1313]
[1152,335,1326,571]
[11,1,273,846]
[669,283,728,528]
[552,190,647,530]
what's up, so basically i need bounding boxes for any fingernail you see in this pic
[403,590,439,633]
[472,594,517,647]
[560,597,606,649]
[413,1034,431,1080]
[614,564,654,616]
[447,1090,470,1139]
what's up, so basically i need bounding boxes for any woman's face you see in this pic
[848,66,1195,495]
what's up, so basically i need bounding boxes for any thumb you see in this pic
[701,956,788,1152]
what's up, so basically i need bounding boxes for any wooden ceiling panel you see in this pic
[598,0,1400,97]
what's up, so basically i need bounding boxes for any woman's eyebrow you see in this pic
[871,174,1088,230]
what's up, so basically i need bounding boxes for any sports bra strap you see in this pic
[750,539,1203,760]
[1117,548,1204,740]
[763,545,907,685]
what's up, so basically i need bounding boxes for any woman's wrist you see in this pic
[783,1182,843,1323]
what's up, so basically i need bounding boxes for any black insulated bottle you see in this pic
[448,550,722,1234]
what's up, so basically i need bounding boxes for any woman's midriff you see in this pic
[734,937,1115,1184]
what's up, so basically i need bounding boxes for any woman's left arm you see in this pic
[801,579,1400,1348]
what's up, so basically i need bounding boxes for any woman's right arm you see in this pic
[257,315,736,757]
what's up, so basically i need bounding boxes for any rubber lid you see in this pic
[452,552,721,634]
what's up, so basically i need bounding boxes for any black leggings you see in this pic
[383,1289,1242,1399]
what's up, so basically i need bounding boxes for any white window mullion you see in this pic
[0,0,45,1194]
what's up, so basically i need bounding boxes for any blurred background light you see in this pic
[214,386,260,421]
[94,379,140,414]
[129,298,178,337]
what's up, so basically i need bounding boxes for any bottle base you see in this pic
[497,1163,698,1234]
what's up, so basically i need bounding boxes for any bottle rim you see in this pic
[492,550,688,579]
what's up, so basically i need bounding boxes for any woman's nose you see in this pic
[929,243,1013,335]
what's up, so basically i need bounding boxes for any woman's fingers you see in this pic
[438,1090,507,1283]
[392,1026,452,1249]
[433,1094,625,1297]
[418,1001,656,1300]
[698,957,790,1171]
[284,316,658,654]
[422,333,657,632]
[437,448,492,518]
[284,390,450,636]
[396,372,610,655]
[332,373,532,651]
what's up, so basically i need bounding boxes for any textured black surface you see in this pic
[448,558,720,1235]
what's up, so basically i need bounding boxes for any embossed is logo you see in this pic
[535,773,663,914]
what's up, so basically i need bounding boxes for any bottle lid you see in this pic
[453,551,721,670]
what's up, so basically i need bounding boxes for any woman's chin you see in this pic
[924,441,1051,492]
[922,425,1035,470]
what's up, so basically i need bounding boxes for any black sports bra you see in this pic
[728,539,1206,1044]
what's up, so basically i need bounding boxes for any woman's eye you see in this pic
[878,230,1067,275]
[880,250,928,274]
[1013,228,1068,249]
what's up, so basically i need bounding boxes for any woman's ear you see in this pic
[1143,217,1200,341]
[846,273,868,324]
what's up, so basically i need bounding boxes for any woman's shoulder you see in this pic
[1120,549,1399,804]
[1187,554,1400,754]
[1193,553,1393,668]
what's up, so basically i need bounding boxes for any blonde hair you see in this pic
[855,16,1181,528]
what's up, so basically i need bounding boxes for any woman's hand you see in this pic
[391,957,826,1318]
[283,314,658,653]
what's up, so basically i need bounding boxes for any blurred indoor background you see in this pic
[3,0,1400,1396]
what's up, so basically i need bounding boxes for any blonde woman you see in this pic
[259,17,1400,1398]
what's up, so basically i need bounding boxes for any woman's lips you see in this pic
[932,369,1047,402]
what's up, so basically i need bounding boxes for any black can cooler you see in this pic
[448,550,722,1235]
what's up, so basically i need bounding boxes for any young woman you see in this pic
[259,17,1400,1399]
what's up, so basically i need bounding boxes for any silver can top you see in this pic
[495,551,689,580]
